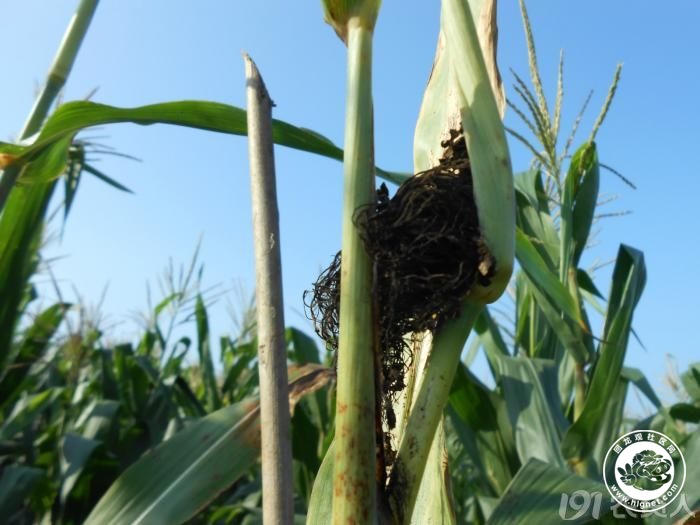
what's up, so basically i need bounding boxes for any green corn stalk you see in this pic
[387,0,514,520]
[0,0,99,212]
[321,1,382,523]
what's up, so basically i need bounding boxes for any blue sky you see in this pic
[3,1,698,406]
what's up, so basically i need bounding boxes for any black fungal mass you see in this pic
[304,127,495,465]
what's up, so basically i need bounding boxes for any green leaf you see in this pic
[680,363,700,401]
[585,376,628,475]
[291,403,322,504]
[306,442,334,525]
[195,295,221,411]
[514,272,561,361]
[3,100,408,185]
[561,143,600,270]
[514,269,589,364]
[0,138,72,369]
[449,363,515,495]
[562,245,646,473]
[473,307,509,374]
[516,229,581,326]
[0,302,69,405]
[486,458,642,525]
[497,357,568,469]
[621,367,662,409]
[575,268,603,299]
[60,432,101,503]
[0,465,44,517]
[86,364,332,525]
[154,293,183,318]
[84,398,261,525]
[287,327,320,365]
[100,349,120,401]
[643,430,700,525]
[410,421,456,524]
[0,387,63,440]
[669,403,700,423]
[63,142,84,224]
[221,340,258,402]
[514,169,559,267]
[679,431,700,515]
[75,399,121,440]
[83,164,134,194]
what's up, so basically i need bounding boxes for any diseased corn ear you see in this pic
[414,0,514,304]
[321,0,381,43]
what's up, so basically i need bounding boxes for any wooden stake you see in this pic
[244,54,294,525]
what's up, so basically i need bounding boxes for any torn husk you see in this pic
[388,0,514,520]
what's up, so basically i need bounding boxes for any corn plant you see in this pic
[435,2,700,523]
[1,0,698,524]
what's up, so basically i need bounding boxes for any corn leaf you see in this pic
[669,403,700,423]
[0,138,72,370]
[679,432,699,511]
[514,231,590,364]
[514,273,562,361]
[486,458,643,525]
[680,363,700,401]
[621,367,662,409]
[287,327,321,365]
[473,307,509,372]
[575,268,604,299]
[77,399,121,441]
[0,302,69,405]
[514,169,559,268]
[0,100,408,185]
[0,388,64,440]
[410,422,456,524]
[569,143,600,266]
[585,376,628,475]
[0,465,45,517]
[60,433,101,503]
[83,398,261,525]
[515,229,580,325]
[562,245,646,473]
[644,431,699,525]
[497,357,568,469]
[85,364,332,525]
[555,346,577,411]
[449,363,515,495]
[194,295,221,411]
[306,442,334,525]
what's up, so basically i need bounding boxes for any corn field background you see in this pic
[1,1,698,524]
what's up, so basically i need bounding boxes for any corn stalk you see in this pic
[321,1,382,523]
[0,0,99,212]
